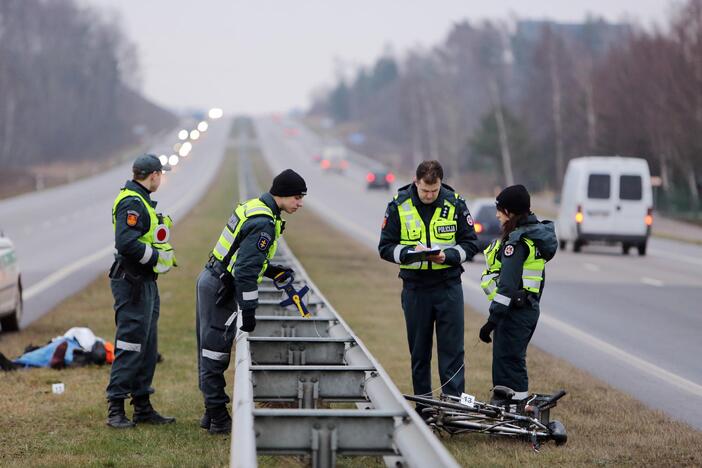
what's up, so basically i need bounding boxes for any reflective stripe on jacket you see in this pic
[112,188,176,274]
[212,197,283,283]
[395,193,459,270]
[480,237,544,300]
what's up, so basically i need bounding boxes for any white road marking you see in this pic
[583,262,600,272]
[540,313,702,398]
[641,277,664,287]
[23,245,114,300]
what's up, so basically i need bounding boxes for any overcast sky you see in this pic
[81,0,674,115]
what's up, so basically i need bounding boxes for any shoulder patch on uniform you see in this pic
[126,210,139,227]
[504,245,515,257]
[466,214,474,226]
[382,208,389,229]
[257,232,272,251]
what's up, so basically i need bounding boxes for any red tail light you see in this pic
[575,205,584,224]
[645,207,653,226]
[385,172,395,183]
[321,159,330,169]
[366,172,376,182]
[474,222,484,234]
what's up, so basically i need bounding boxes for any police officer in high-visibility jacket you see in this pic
[478,185,557,402]
[197,169,306,434]
[106,154,177,429]
[378,160,481,411]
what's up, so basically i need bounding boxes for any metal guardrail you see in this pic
[229,128,459,468]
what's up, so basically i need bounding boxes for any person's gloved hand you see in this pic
[264,264,294,282]
[240,309,256,332]
[479,321,496,343]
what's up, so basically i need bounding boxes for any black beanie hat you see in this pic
[270,169,307,197]
[495,184,531,215]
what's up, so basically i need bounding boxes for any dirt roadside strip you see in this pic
[0,121,700,467]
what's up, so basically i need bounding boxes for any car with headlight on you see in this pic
[0,231,22,331]
[366,170,395,190]
[470,197,501,244]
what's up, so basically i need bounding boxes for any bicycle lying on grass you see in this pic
[404,386,568,451]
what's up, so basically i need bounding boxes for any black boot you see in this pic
[107,399,135,429]
[200,411,211,430]
[207,406,231,434]
[131,395,176,425]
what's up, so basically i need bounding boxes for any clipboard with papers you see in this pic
[403,247,442,263]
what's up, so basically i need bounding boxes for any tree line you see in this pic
[310,0,702,210]
[0,0,175,168]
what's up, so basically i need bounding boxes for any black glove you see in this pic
[264,264,294,283]
[240,309,256,332]
[479,321,496,343]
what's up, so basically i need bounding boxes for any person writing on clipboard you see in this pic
[378,160,481,417]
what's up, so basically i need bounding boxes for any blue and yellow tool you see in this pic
[273,270,310,318]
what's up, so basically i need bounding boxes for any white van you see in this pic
[557,156,653,255]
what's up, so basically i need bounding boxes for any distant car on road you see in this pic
[0,231,22,331]
[470,198,501,245]
[320,145,349,173]
[366,170,395,190]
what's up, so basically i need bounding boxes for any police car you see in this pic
[0,231,22,331]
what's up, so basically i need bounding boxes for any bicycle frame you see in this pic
[404,390,567,450]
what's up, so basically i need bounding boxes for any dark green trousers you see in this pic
[401,281,465,398]
[492,304,539,393]
[196,267,237,409]
[106,278,159,400]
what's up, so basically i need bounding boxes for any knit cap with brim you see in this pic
[270,169,307,196]
[495,184,530,214]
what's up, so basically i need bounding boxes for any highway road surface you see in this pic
[0,118,231,329]
[255,115,702,430]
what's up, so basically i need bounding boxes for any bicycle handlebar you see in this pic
[538,389,567,409]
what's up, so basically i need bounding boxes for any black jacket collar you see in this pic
[260,192,281,218]
[125,180,156,207]
[407,182,455,208]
